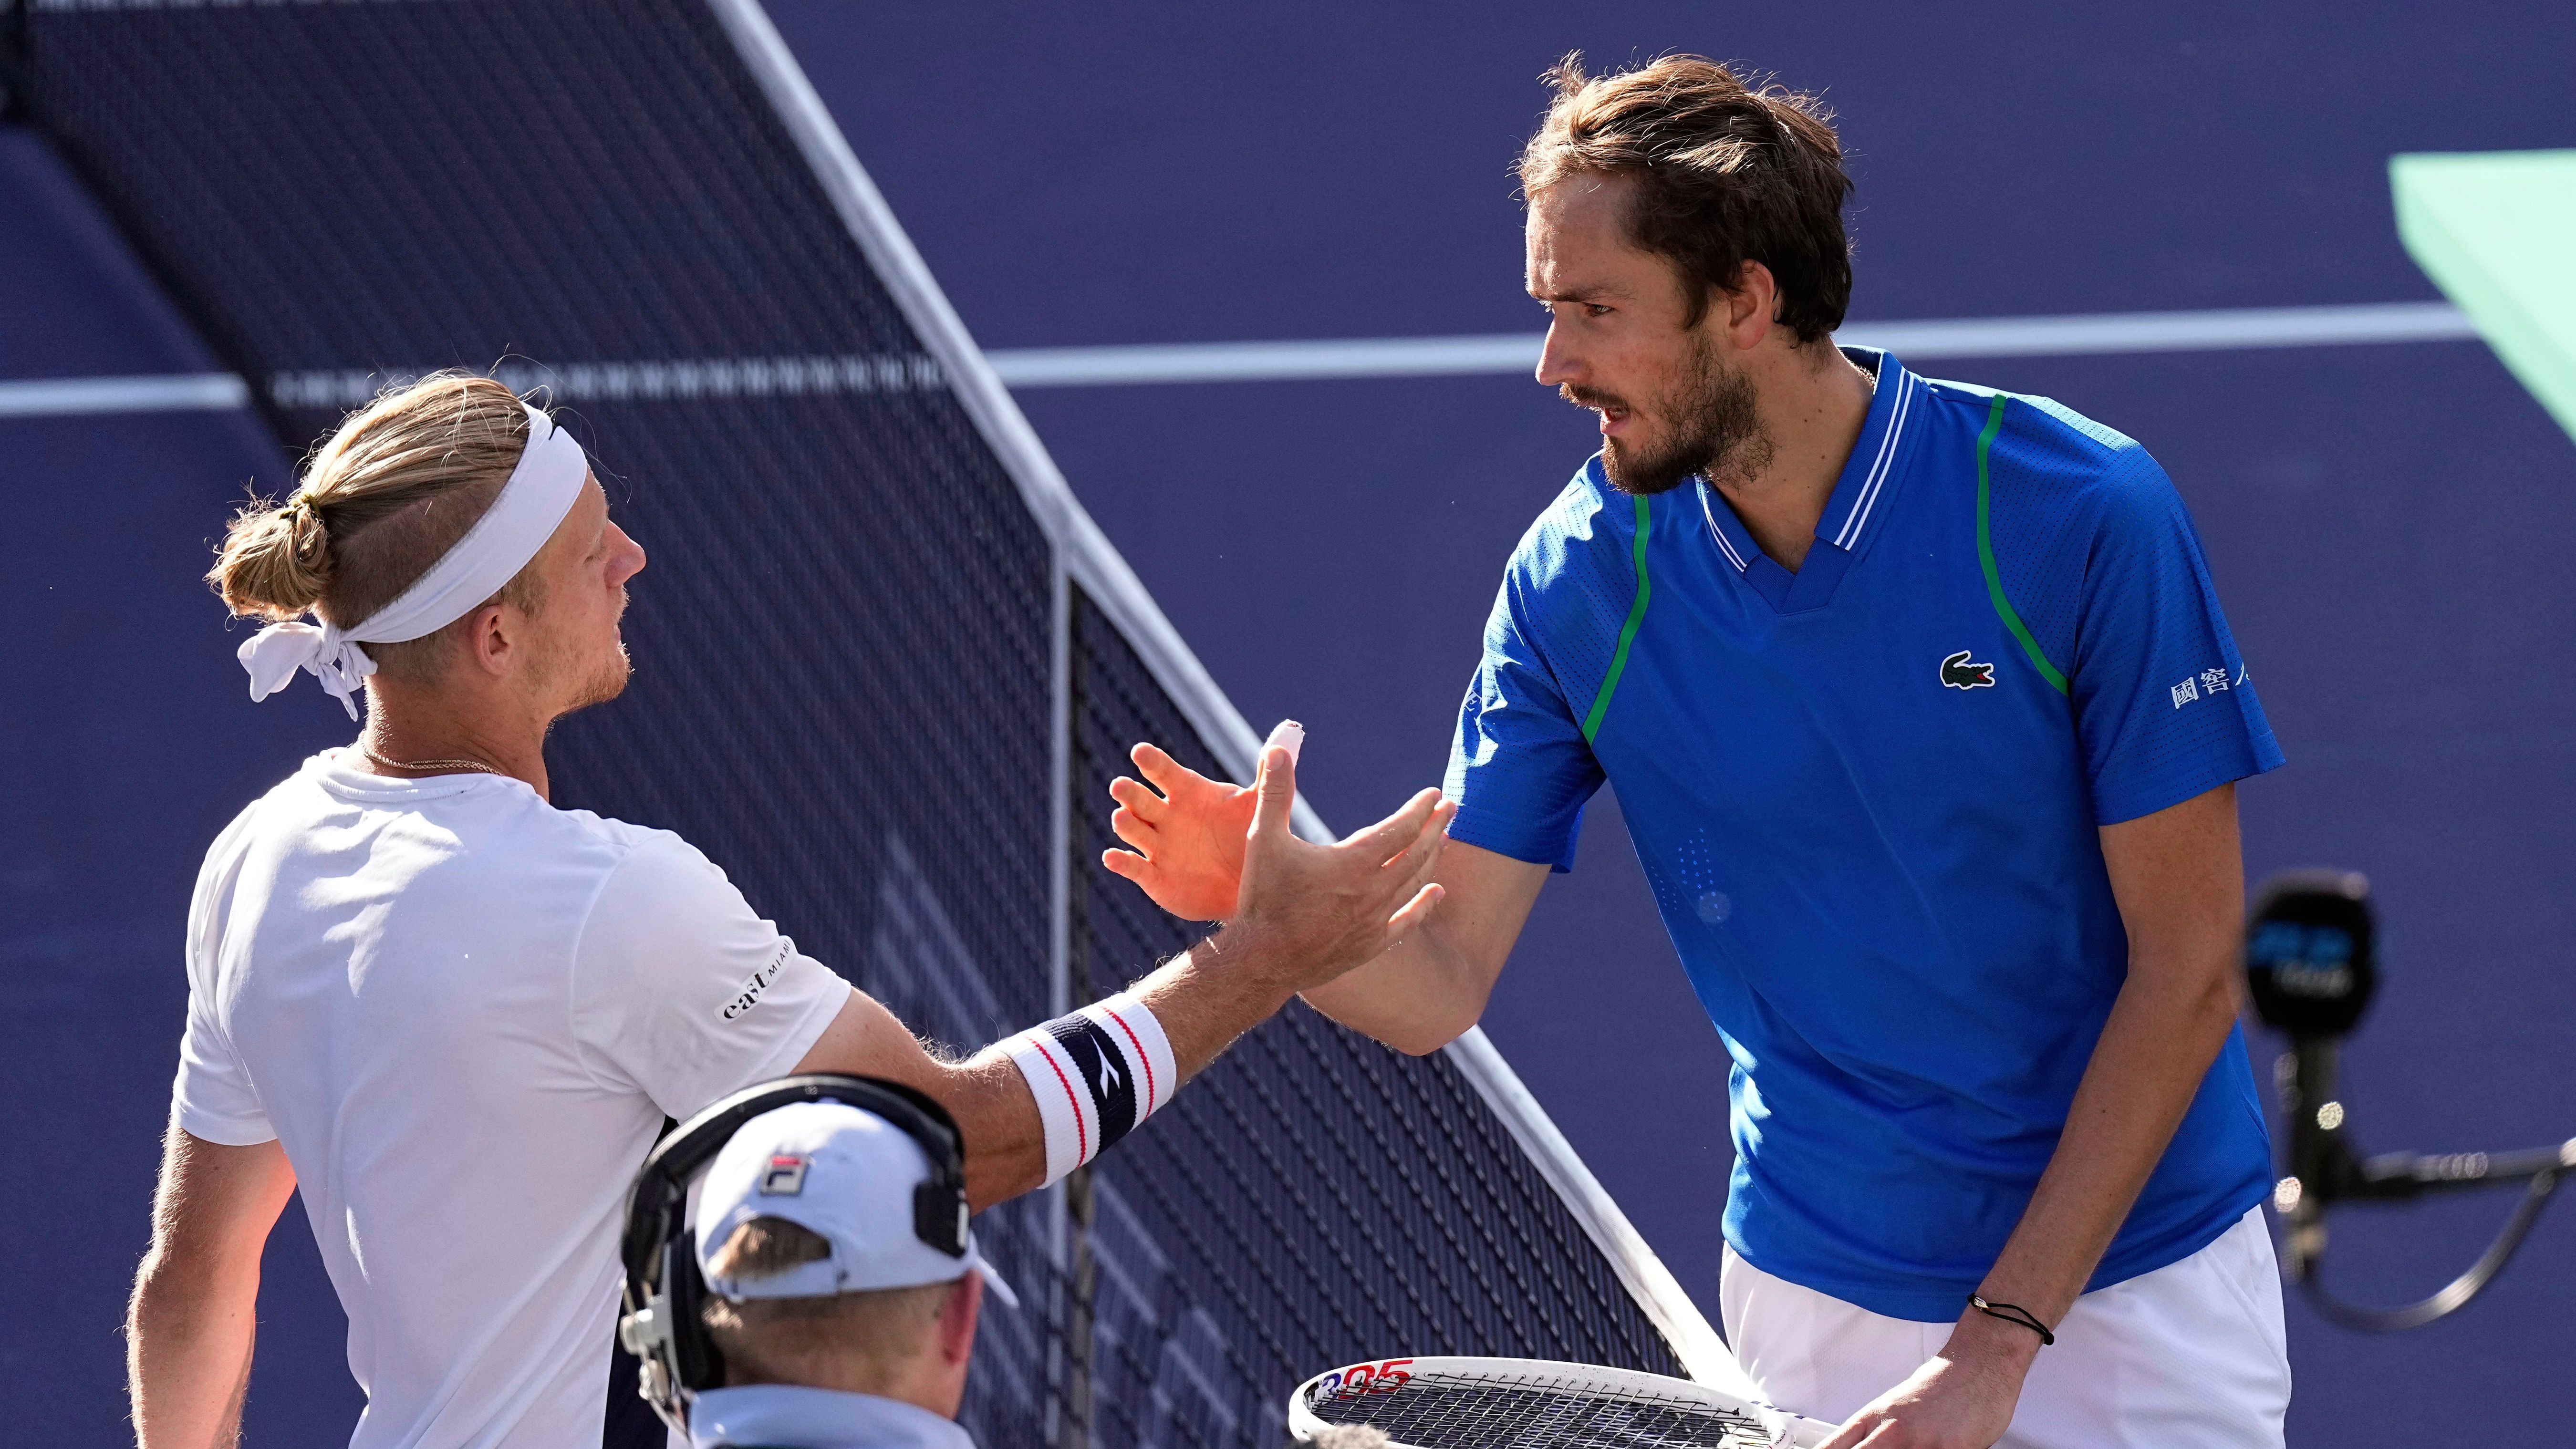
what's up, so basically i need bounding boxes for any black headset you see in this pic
[616,1074,970,1434]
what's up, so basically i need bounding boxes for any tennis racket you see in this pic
[1288,1356,1836,1449]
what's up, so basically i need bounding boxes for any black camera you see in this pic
[2241,870,2568,1331]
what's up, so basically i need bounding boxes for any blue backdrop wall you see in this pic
[4,2,2570,1441]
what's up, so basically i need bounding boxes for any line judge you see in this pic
[126,372,1453,1449]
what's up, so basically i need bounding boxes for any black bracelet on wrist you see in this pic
[1968,1294,2056,1346]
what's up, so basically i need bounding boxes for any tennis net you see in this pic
[6,2,1709,1442]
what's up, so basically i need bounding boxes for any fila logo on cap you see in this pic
[1939,650,1996,690]
[758,1154,809,1196]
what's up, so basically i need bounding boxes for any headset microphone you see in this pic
[2243,871,2570,1331]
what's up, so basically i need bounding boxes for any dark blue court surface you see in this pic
[6,2,2571,1443]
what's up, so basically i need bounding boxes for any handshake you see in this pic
[1103,721,1454,999]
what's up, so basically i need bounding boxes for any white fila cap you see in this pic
[695,1100,1017,1308]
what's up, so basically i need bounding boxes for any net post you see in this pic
[1046,544,1082,1439]
[1062,1163,1099,1449]
[1057,574,1098,1447]
[1049,554,1073,1022]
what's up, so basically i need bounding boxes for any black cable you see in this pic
[2298,1168,2561,1332]
[2248,874,2575,1334]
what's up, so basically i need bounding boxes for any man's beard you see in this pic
[537,611,634,728]
[565,644,632,714]
[1566,334,1771,497]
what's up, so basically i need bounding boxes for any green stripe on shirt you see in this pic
[1583,493,1654,742]
[1975,394,2071,694]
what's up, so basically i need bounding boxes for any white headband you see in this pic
[236,403,590,720]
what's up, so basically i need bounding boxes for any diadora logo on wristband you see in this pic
[1049,1015,1143,1151]
[1940,650,1996,689]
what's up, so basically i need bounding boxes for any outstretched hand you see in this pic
[1103,742,1257,921]
[1219,742,1453,994]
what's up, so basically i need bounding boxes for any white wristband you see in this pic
[1003,991,1178,1189]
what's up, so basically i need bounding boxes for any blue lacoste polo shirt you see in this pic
[1446,350,2284,1321]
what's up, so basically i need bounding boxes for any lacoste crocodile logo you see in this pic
[1940,650,1996,690]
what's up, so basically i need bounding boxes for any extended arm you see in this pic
[127,1120,297,1449]
[1298,838,1546,1053]
[789,997,1045,1211]
[801,742,1453,1207]
[1103,742,1548,1055]
[1821,782,2248,1449]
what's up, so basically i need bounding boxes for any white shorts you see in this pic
[1720,1208,2290,1449]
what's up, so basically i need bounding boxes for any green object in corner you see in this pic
[2392,149,2576,446]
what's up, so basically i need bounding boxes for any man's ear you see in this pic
[462,602,515,678]
[1717,259,1779,350]
[939,1273,981,1366]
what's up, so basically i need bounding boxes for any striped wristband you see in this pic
[1003,992,1178,1188]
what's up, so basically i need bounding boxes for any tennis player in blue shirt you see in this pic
[1106,54,2289,1449]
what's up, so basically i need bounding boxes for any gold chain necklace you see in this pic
[359,743,507,778]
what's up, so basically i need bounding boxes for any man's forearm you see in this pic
[1299,839,1548,1054]
[1298,924,1488,1054]
[928,762,1452,1208]
[928,917,1365,1207]
[1128,933,1298,1079]
[936,933,1298,1208]
[128,1248,261,1449]
[1960,783,2250,1350]
[1966,957,2242,1337]
[808,936,1334,1211]
[129,1129,293,1449]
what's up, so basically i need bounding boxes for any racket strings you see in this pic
[1306,1370,1777,1449]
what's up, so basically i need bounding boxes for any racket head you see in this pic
[1287,1355,1829,1449]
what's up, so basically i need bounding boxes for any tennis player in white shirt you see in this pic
[126,373,1452,1449]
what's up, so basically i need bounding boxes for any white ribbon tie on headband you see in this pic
[237,404,591,720]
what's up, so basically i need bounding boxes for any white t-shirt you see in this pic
[175,751,853,1449]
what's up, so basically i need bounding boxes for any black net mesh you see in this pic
[1071,595,1683,1449]
[8,2,1683,1442]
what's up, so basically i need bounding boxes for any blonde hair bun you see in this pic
[211,493,335,622]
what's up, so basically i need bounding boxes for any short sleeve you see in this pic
[1445,569,1607,872]
[173,806,275,1146]
[2067,455,2285,824]
[174,996,275,1146]
[570,833,854,1119]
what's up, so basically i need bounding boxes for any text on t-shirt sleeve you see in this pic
[569,833,854,1119]
[2061,445,2285,823]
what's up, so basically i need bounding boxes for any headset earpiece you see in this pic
[914,1177,968,1257]
[663,1235,726,1392]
